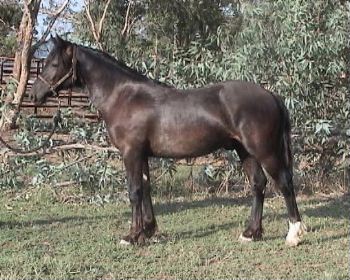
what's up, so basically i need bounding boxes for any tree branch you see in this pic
[121,0,133,37]
[84,0,100,48]
[23,0,33,27]
[1,143,119,157]
[84,0,111,50]
[98,0,112,37]
[31,0,70,51]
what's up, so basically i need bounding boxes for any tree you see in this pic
[84,0,112,50]
[145,0,238,49]
[0,0,70,131]
[75,0,240,57]
[76,0,144,54]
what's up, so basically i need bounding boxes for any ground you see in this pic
[0,188,348,279]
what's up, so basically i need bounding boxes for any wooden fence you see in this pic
[0,56,97,119]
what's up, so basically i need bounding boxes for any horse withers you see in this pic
[31,36,306,246]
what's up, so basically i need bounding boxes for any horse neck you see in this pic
[76,47,129,113]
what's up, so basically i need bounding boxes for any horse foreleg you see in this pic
[142,158,158,237]
[121,151,146,245]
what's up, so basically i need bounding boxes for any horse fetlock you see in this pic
[143,220,158,238]
[120,229,147,246]
[239,226,263,243]
[128,189,143,205]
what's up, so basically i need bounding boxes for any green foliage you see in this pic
[0,0,22,56]
[145,0,240,49]
[0,157,26,189]
[0,35,17,57]
[0,0,22,28]
[75,0,241,59]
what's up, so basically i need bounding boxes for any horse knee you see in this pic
[129,188,143,205]
[251,171,267,194]
[255,171,267,188]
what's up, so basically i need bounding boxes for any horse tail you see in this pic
[272,94,293,176]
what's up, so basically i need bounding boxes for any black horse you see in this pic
[31,36,305,246]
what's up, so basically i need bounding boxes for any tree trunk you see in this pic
[13,19,33,106]
[12,14,28,81]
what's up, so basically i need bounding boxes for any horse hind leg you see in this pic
[261,154,306,246]
[236,145,267,242]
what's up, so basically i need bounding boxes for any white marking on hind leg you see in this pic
[239,233,253,243]
[285,221,307,247]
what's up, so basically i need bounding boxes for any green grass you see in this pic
[0,188,348,280]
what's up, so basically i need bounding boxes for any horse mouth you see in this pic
[32,91,53,106]
[33,96,46,106]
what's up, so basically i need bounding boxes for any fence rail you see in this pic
[0,56,97,119]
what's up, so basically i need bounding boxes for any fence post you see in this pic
[33,59,42,115]
[0,60,4,85]
[68,89,72,106]
[36,59,40,77]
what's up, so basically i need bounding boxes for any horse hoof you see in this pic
[144,223,158,238]
[120,233,136,246]
[137,232,147,245]
[150,231,169,243]
[239,233,253,243]
[285,237,301,247]
[120,239,132,246]
[120,232,147,246]
[285,221,307,247]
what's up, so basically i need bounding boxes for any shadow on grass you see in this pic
[302,194,349,219]
[146,221,240,246]
[154,193,349,220]
[174,221,238,240]
[0,214,120,229]
[1,193,347,235]
[154,195,252,216]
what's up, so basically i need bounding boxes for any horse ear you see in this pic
[50,34,57,45]
[65,44,73,57]
[55,35,65,46]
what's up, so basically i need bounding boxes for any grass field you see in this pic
[0,188,348,280]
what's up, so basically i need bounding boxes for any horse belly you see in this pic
[149,123,230,158]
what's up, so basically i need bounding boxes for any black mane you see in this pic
[79,44,171,88]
